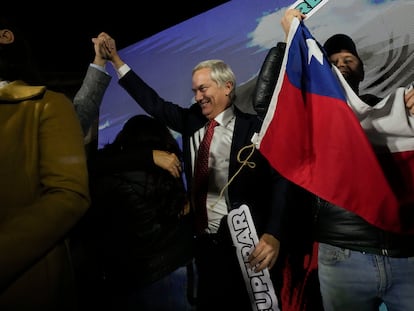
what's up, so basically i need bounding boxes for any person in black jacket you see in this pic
[254,8,414,311]
[252,27,322,311]
[315,31,414,311]
[86,114,195,310]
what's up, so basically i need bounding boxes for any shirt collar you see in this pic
[214,105,235,127]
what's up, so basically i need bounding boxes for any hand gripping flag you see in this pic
[254,18,413,234]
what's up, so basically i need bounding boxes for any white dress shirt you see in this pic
[191,106,235,233]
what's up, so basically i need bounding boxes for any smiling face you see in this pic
[192,67,233,120]
[328,49,364,93]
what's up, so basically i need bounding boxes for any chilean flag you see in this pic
[255,18,414,234]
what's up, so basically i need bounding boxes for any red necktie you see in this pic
[193,120,218,233]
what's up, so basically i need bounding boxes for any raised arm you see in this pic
[73,33,112,136]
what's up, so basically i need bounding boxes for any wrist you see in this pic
[93,56,107,67]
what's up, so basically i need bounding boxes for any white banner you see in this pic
[227,204,280,311]
[289,0,330,19]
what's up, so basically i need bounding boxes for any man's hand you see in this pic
[91,33,112,66]
[91,32,124,67]
[281,9,306,40]
[405,86,414,115]
[248,233,280,272]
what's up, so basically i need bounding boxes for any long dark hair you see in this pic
[106,114,182,157]
[0,17,42,84]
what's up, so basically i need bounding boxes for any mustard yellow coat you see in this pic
[0,81,90,310]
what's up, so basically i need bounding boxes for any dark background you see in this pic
[13,2,229,96]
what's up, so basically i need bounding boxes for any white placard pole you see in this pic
[227,204,280,311]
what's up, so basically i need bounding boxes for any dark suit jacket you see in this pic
[118,69,290,240]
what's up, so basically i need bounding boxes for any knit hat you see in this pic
[323,33,365,90]
[323,34,362,63]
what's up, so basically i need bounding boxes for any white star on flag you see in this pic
[306,39,324,65]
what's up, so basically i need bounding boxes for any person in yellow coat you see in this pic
[0,17,90,310]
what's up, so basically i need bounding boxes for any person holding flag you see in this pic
[253,8,414,311]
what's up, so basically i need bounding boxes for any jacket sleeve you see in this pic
[252,42,286,120]
[118,70,190,133]
[73,65,112,136]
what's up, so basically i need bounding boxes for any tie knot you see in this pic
[207,119,218,130]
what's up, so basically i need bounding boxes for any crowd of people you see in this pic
[1,6,414,311]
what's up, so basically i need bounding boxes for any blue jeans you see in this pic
[318,242,414,311]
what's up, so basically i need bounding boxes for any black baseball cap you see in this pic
[323,34,361,61]
[323,33,365,88]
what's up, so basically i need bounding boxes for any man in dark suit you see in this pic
[97,32,291,311]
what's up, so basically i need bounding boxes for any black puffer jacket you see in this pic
[253,42,286,121]
[88,161,194,292]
